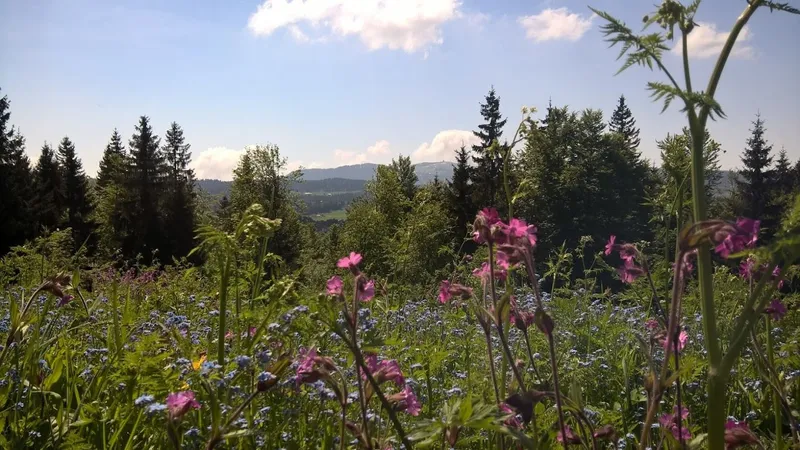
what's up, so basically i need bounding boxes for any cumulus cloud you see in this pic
[191,147,245,181]
[518,8,593,42]
[247,0,461,53]
[192,146,322,180]
[411,130,479,163]
[672,22,754,59]
[333,139,393,165]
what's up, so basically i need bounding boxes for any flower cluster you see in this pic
[604,235,645,284]
[659,406,691,441]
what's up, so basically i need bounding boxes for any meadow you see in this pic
[2,1,800,449]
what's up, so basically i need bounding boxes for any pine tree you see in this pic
[33,143,65,231]
[0,89,35,253]
[161,122,196,261]
[126,116,164,262]
[447,145,474,240]
[58,136,94,249]
[390,154,417,200]
[766,147,795,226]
[735,113,774,221]
[472,87,507,210]
[609,94,641,150]
[773,148,793,194]
[96,129,126,190]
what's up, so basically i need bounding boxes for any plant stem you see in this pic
[217,255,231,367]
[766,317,784,450]
[522,332,542,382]
[547,333,568,450]
[484,329,501,404]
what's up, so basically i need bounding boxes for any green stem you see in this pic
[217,255,232,367]
[766,317,784,450]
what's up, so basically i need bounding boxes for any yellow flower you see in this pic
[192,354,207,371]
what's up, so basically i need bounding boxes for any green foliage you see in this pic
[472,87,508,212]
[33,143,66,233]
[447,145,474,243]
[0,88,35,254]
[58,136,95,251]
[390,154,417,201]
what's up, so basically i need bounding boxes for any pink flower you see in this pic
[337,252,363,273]
[495,251,512,269]
[739,256,756,280]
[525,223,538,247]
[326,275,344,296]
[764,299,787,321]
[57,295,74,307]
[499,403,522,429]
[659,406,691,441]
[438,280,452,304]
[358,279,375,302]
[387,385,421,416]
[618,244,637,262]
[557,425,582,445]
[472,262,507,282]
[662,329,689,353]
[296,348,337,386]
[604,235,616,256]
[479,207,501,225]
[715,218,759,258]
[645,319,660,331]
[248,326,257,337]
[725,420,759,449]
[166,391,200,420]
[504,218,529,241]
[618,259,644,284]
[773,266,785,289]
[225,330,234,340]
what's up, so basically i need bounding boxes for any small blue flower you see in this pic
[145,403,167,415]
[135,394,155,407]
[258,372,275,383]
[235,355,251,369]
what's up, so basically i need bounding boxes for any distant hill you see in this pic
[300,161,454,183]
[196,161,455,197]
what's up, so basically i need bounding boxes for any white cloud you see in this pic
[518,8,593,42]
[411,130,479,163]
[192,147,245,181]
[247,0,462,53]
[672,22,754,59]
[333,139,393,165]
[192,146,322,180]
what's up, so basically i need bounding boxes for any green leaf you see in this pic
[459,394,473,424]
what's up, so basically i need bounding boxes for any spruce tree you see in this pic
[609,94,641,150]
[126,116,164,262]
[735,113,774,221]
[161,121,196,261]
[33,143,65,232]
[58,136,94,249]
[447,145,474,240]
[96,129,126,190]
[390,154,417,201]
[472,87,507,210]
[0,89,35,253]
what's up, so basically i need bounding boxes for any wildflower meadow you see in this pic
[1,1,800,450]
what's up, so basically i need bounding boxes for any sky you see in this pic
[1,0,798,180]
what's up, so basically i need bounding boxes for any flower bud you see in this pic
[534,308,554,336]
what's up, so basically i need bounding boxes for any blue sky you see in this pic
[1,0,798,180]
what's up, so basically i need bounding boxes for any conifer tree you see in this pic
[390,154,417,201]
[447,145,474,239]
[735,113,774,221]
[58,136,94,249]
[773,148,793,194]
[33,143,65,231]
[0,89,35,253]
[472,87,507,210]
[126,116,164,262]
[96,129,126,190]
[162,121,196,260]
[609,94,641,150]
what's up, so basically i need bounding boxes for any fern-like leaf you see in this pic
[764,1,800,14]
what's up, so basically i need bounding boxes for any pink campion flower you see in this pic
[764,299,787,321]
[504,218,529,242]
[374,359,405,387]
[645,319,660,331]
[387,385,421,416]
[659,406,691,441]
[165,391,200,421]
[357,279,375,302]
[296,348,337,386]
[337,252,363,273]
[557,425,582,445]
[525,223,538,247]
[499,403,523,429]
[57,295,74,307]
[662,330,689,353]
[739,256,756,280]
[495,251,512,270]
[438,280,452,303]
[618,259,644,284]
[248,326,257,337]
[715,218,759,258]
[473,208,501,244]
[604,235,616,256]
[479,207,501,225]
[618,244,637,262]
[472,262,507,282]
[326,275,344,296]
[772,266,785,289]
[724,420,760,449]
[225,330,234,340]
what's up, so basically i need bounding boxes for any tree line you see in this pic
[2,85,799,287]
